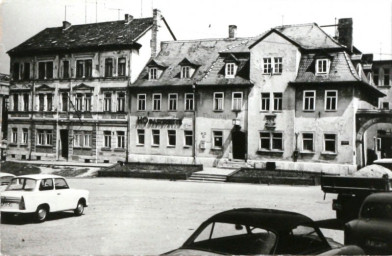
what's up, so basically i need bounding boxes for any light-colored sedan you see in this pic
[1,174,89,222]
[0,172,16,192]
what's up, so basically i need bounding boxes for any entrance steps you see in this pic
[217,159,252,169]
[188,167,238,183]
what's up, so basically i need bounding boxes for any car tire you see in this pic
[74,200,84,216]
[35,206,48,223]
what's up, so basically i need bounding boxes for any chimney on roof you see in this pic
[229,25,237,39]
[125,14,133,23]
[151,9,161,57]
[62,21,71,30]
[337,18,353,52]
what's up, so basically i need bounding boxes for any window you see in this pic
[104,93,112,112]
[149,68,157,80]
[75,94,83,111]
[152,94,161,111]
[273,93,282,111]
[74,132,82,147]
[384,68,390,86]
[137,129,145,145]
[152,130,160,146]
[302,133,314,151]
[117,131,125,148]
[382,102,390,110]
[23,63,30,80]
[23,94,29,111]
[274,57,282,74]
[84,94,92,112]
[213,131,223,149]
[117,92,125,112]
[62,61,69,79]
[54,178,69,190]
[137,94,146,111]
[76,59,92,78]
[263,58,272,74]
[225,63,235,78]
[259,132,283,151]
[118,58,126,76]
[37,130,52,146]
[168,130,176,146]
[316,59,328,74]
[13,94,18,111]
[185,93,194,111]
[181,66,190,78]
[22,128,28,144]
[105,58,113,77]
[84,133,91,147]
[214,92,224,111]
[62,93,68,111]
[11,128,17,143]
[168,94,178,111]
[232,92,243,111]
[47,94,53,111]
[104,131,111,148]
[373,69,379,86]
[39,94,44,111]
[324,134,336,153]
[325,90,337,111]
[303,91,315,111]
[38,61,53,79]
[13,63,20,80]
[184,131,193,147]
[261,93,270,111]
[39,179,54,191]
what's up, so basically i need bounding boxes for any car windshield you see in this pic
[6,178,37,191]
[185,222,277,255]
[361,202,392,219]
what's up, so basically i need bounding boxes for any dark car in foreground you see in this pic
[345,192,392,255]
[165,208,364,255]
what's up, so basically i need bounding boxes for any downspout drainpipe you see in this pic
[192,83,197,164]
[28,58,36,160]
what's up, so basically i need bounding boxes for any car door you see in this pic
[54,178,74,210]
[38,178,58,211]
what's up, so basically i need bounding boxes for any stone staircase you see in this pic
[188,167,238,183]
[218,159,252,169]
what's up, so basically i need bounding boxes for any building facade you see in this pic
[0,73,10,155]
[130,19,384,174]
[7,10,175,163]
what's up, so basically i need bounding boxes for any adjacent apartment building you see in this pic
[130,19,385,174]
[7,9,175,163]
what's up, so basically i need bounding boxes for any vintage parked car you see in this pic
[1,174,89,222]
[0,172,15,192]
[164,208,364,255]
[345,192,392,255]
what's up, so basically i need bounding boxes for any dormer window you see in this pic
[149,68,157,80]
[181,66,190,79]
[316,59,329,75]
[225,63,236,78]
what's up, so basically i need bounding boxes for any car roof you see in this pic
[364,192,392,203]
[207,208,314,231]
[0,172,15,177]
[16,174,64,180]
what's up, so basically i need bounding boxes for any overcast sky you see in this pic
[1,0,391,74]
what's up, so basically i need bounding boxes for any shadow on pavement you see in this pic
[315,218,345,230]
[1,211,78,225]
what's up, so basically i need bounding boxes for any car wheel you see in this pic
[74,200,84,216]
[35,206,48,223]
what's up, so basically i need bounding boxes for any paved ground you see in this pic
[1,178,340,255]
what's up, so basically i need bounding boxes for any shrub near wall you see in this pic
[98,162,203,180]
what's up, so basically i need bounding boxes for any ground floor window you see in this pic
[168,130,176,146]
[259,131,283,151]
[184,130,193,146]
[152,130,160,146]
[104,131,111,148]
[11,128,17,143]
[137,129,145,145]
[22,128,28,144]
[117,131,125,148]
[302,133,314,152]
[74,131,91,148]
[324,134,337,153]
[37,130,53,146]
[213,131,223,149]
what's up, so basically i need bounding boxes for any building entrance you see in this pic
[60,129,69,159]
[232,130,246,160]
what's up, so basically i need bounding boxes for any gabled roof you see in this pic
[178,58,201,67]
[132,38,255,88]
[146,59,167,69]
[8,18,154,56]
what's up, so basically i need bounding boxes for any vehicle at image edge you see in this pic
[345,192,392,255]
[1,174,89,222]
[163,208,364,255]
[0,172,15,192]
[321,174,391,222]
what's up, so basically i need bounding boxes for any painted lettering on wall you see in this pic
[136,116,182,125]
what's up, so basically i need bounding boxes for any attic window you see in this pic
[181,66,190,79]
[316,59,329,75]
[149,68,157,80]
[225,63,236,78]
